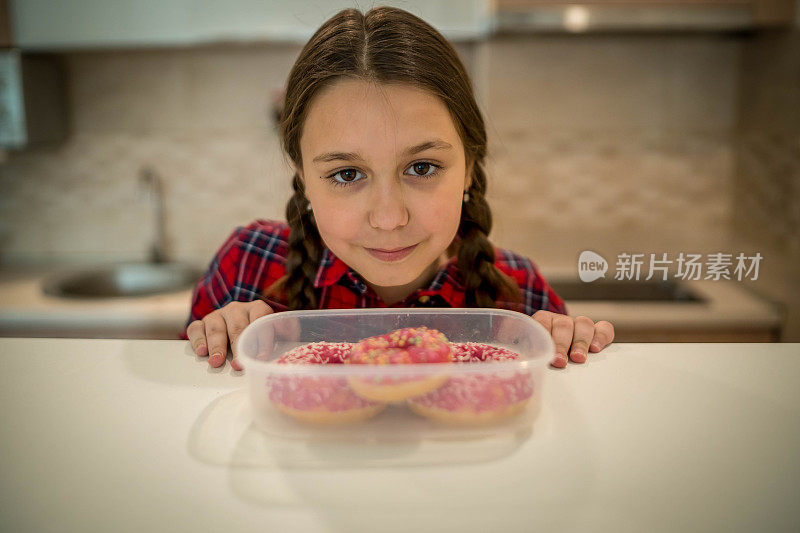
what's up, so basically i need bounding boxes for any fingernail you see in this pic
[210,352,224,366]
[197,343,208,356]
[591,341,601,351]
[555,353,567,366]
[572,350,586,363]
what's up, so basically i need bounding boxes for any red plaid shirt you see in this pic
[180,219,567,339]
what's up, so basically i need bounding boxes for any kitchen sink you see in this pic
[547,278,704,302]
[42,262,204,299]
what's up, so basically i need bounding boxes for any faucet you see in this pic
[138,165,168,264]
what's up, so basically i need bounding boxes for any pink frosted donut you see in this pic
[448,342,521,363]
[346,327,453,402]
[267,341,386,424]
[407,342,534,425]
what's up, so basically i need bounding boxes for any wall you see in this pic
[732,5,800,340]
[0,43,299,266]
[0,35,740,274]
[479,34,739,269]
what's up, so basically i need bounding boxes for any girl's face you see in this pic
[298,79,471,300]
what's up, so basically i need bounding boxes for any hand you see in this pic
[186,300,274,370]
[531,310,615,368]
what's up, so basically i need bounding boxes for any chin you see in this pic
[357,256,423,286]
[361,265,415,287]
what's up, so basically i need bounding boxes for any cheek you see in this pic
[312,203,361,242]
[414,193,462,233]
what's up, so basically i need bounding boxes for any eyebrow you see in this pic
[312,139,454,164]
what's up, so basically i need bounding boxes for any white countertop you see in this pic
[541,266,783,330]
[0,265,784,339]
[1,338,798,532]
[0,266,193,338]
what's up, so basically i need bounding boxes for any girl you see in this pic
[181,6,614,371]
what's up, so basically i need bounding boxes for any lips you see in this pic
[365,244,418,262]
[370,246,415,253]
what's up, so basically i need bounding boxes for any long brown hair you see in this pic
[263,6,522,310]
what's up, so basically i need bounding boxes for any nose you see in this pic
[368,180,409,230]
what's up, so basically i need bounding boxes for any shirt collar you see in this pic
[313,247,350,288]
[313,247,463,307]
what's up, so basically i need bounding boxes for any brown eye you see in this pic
[340,169,358,182]
[406,161,442,179]
[327,168,365,187]
[413,163,430,174]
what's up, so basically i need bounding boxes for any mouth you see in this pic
[364,244,418,262]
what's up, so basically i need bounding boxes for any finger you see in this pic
[222,303,252,365]
[569,316,595,364]
[494,316,526,345]
[589,320,616,352]
[186,320,208,357]
[275,315,301,341]
[532,310,564,368]
[251,323,277,361]
[248,300,273,323]
[532,310,554,333]
[550,314,575,368]
[204,312,230,368]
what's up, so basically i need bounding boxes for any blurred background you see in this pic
[0,0,797,343]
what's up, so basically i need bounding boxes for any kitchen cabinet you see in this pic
[0,0,11,46]
[8,0,493,51]
[495,0,797,31]
[6,1,797,51]
[0,49,68,148]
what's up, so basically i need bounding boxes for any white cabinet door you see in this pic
[10,0,492,50]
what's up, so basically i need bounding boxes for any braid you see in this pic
[456,164,523,309]
[262,173,323,310]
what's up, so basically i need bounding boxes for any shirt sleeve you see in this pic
[496,250,569,317]
[526,262,568,316]
[178,226,245,340]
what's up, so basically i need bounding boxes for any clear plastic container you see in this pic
[237,308,555,442]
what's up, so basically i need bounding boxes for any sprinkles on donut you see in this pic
[406,342,534,425]
[264,333,532,427]
[267,341,386,424]
[346,326,454,403]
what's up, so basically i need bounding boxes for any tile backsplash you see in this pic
[732,28,800,342]
[0,35,742,271]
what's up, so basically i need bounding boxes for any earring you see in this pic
[306,202,312,212]
[463,191,470,203]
